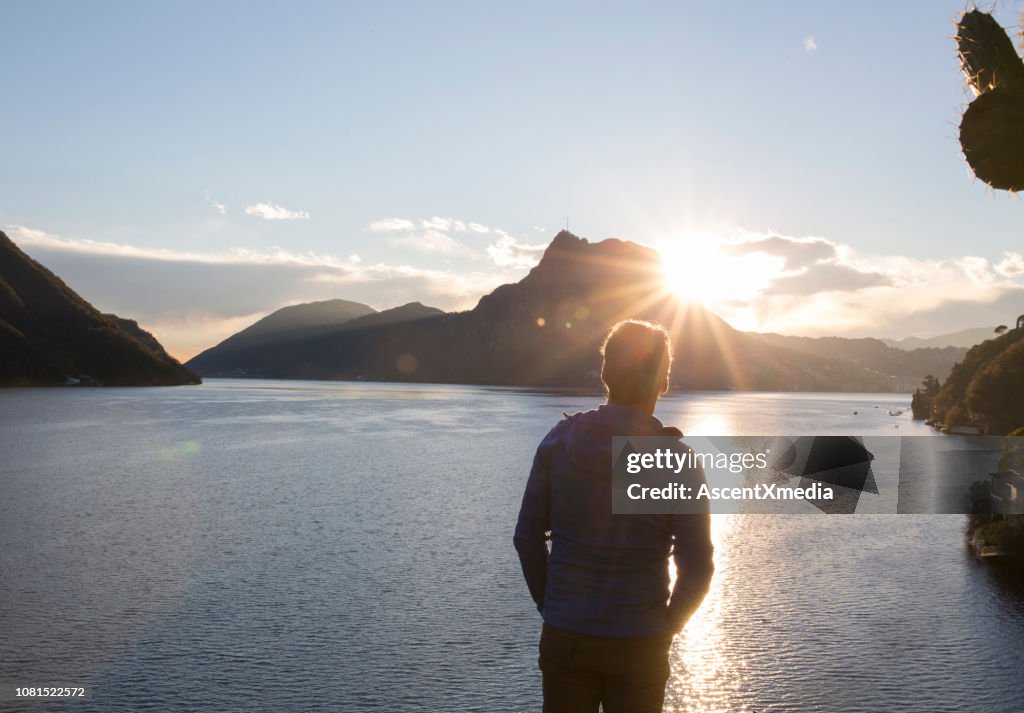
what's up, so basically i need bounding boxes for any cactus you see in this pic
[956,10,1024,95]
[955,10,1024,191]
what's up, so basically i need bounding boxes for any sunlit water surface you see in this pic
[1,381,1022,712]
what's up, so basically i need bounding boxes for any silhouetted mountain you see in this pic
[882,327,996,350]
[188,300,443,376]
[755,333,966,388]
[187,231,928,391]
[214,298,376,350]
[341,302,444,330]
[0,230,199,386]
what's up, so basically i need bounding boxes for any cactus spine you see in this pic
[956,10,1024,191]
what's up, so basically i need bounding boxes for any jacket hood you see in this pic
[558,404,682,474]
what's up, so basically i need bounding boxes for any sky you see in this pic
[2,0,1023,361]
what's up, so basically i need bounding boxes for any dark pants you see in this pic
[538,623,672,713]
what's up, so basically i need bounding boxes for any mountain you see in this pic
[754,333,966,388]
[214,298,376,350]
[188,300,444,376]
[882,327,997,350]
[929,325,1024,433]
[0,230,199,386]
[187,231,930,391]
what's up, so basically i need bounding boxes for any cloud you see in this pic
[244,202,309,221]
[803,36,817,52]
[368,218,416,232]
[761,262,891,296]
[391,229,472,256]
[996,251,1024,277]
[203,192,227,215]
[725,235,836,270]
[7,224,518,361]
[348,253,362,264]
[727,234,1024,338]
[487,234,547,268]
[366,216,531,260]
[420,217,469,232]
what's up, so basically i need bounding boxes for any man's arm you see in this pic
[513,441,552,612]
[666,465,714,632]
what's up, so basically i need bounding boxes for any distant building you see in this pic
[990,470,1024,515]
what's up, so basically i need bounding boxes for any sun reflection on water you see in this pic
[666,514,738,712]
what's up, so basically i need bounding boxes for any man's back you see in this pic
[514,404,713,638]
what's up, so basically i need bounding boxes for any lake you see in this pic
[2,381,1022,712]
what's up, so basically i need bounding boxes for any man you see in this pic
[514,319,715,713]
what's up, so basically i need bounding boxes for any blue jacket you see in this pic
[514,404,714,638]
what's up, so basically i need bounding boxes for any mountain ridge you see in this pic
[186,231,956,392]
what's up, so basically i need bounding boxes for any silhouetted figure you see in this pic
[514,320,715,713]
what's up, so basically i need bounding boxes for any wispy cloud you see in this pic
[365,215,545,267]
[487,234,547,268]
[368,217,416,232]
[391,229,472,256]
[803,36,817,52]
[244,202,309,221]
[204,192,227,215]
[995,251,1024,277]
[421,217,467,232]
[726,234,835,270]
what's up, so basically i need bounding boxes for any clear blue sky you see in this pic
[2,1,1022,358]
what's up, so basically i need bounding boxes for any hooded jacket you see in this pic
[514,403,714,638]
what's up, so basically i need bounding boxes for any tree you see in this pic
[921,374,941,395]
[995,325,1008,335]
[966,339,1024,433]
[912,374,942,419]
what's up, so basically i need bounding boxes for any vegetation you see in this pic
[929,325,1024,435]
[910,374,941,419]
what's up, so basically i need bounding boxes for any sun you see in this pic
[658,232,780,310]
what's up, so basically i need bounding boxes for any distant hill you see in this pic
[755,333,966,388]
[216,298,376,350]
[882,327,996,350]
[0,230,199,386]
[187,231,937,392]
[188,300,444,376]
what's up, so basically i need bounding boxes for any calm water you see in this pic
[1,381,1022,712]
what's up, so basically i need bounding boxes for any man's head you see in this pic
[600,320,672,410]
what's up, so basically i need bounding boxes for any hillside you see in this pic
[930,326,1024,434]
[187,231,930,391]
[0,230,199,387]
